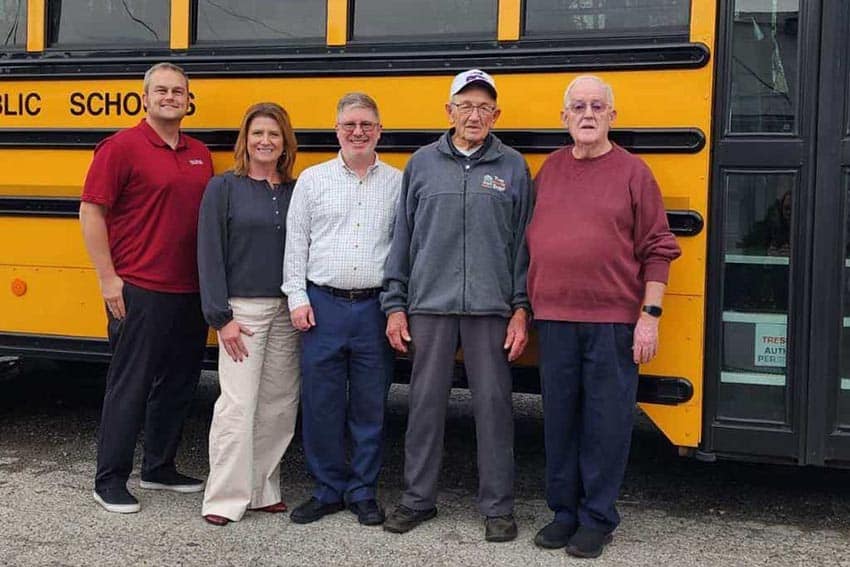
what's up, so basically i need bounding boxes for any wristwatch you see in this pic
[641,305,663,318]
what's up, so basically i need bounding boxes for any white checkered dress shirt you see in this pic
[282,153,402,310]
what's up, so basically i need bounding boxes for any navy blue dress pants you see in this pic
[95,282,208,492]
[300,285,394,504]
[537,320,638,533]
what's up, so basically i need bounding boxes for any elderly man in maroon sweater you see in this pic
[526,75,681,559]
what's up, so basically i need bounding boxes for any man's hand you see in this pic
[218,319,254,363]
[633,313,659,364]
[101,274,126,320]
[504,308,529,362]
[386,311,411,353]
[291,305,316,332]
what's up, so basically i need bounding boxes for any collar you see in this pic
[438,131,501,162]
[336,151,382,177]
[138,119,187,150]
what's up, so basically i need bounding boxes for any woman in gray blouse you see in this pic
[197,102,300,526]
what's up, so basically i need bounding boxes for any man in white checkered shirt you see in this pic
[282,92,402,527]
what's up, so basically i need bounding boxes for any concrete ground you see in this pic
[1,361,850,566]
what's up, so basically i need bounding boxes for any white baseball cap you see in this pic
[449,69,497,99]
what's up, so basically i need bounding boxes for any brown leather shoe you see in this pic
[251,501,288,513]
[203,514,230,526]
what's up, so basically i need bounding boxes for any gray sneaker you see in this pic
[485,514,518,542]
[383,504,437,534]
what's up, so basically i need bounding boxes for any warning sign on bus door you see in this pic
[754,323,786,368]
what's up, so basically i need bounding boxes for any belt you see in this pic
[309,282,382,301]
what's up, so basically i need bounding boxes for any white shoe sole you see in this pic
[139,480,205,493]
[93,491,140,514]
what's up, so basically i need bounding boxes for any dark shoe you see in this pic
[349,499,385,525]
[139,471,204,494]
[250,501,288,513]
[383,504,437,534]
[565,526,614,559]
[93,487,140,514]
[534,520,577,549]
[289,497,344,524]
[203,514,230,526]
[485,514,518,542]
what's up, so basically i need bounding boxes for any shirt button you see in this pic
[276,226,281,230]
[354,244,359,248]
[275,211,279,215]
[356,223,360,227]
[353,267,357,271]
[272,197,277,201]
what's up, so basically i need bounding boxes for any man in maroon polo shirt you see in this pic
[526,75,681,558]
[80,62,213,514]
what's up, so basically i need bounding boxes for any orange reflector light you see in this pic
[11,278,27,296]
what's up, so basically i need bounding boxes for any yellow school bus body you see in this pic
[0,0,716,451]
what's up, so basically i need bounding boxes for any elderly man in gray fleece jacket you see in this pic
[381,69,533,543]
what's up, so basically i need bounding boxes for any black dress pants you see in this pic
[94,282,208,492]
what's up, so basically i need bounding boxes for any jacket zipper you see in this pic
[462,160,470,312]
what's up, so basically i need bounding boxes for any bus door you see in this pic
[705,0,850,465]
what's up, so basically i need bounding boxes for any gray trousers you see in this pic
[401,315,515,516]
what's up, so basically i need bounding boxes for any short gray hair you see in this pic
[336,92,380,122]
[143,62,188,93]
[563,75,615,108]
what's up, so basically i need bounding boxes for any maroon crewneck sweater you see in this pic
[526,144,681,323]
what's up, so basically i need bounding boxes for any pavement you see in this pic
[1,361,850,566]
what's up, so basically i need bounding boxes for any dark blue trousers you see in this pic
[300,285,394,504]
[537,320,638,533]
[95,283,208,492]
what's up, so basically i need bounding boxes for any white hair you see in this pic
[563,75,615,108]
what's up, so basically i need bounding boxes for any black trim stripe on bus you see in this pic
[0,127,706,154]
[0,332,693,404]
[0,42,710,78]
[0,196,704,236]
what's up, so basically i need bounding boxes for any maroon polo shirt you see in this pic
[81,119,213,293]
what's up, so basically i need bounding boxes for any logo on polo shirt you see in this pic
[188,159,205,166]
[481,174,507,192]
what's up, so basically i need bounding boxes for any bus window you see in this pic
[46,0,169,47]
[194,0,325,44]
[350,0,496,42]
[720,172,795,423]
[522,0,690,40]
[0,0,26,48]
[728,0,799,133]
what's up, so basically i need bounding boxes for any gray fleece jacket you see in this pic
[381,131,533,318]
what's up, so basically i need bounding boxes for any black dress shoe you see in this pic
[349,499,385,526]
[565,526,614,558]
[534,520,577,549]
[383,504,437,534]
[289,497,344,524]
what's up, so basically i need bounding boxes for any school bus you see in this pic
[2,0,848,466]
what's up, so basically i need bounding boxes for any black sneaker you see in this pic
[349,499,386,526]
[93,486,140,514]
[290,497,345,524]
[383,504,437,534]
[139,471,204,494]
[485,514,518,542]
[565,526,614,559]
[534,520,577,549]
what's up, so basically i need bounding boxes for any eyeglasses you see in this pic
[567,100,609,114]
[338,121,378,133]
[451,102,497,117]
